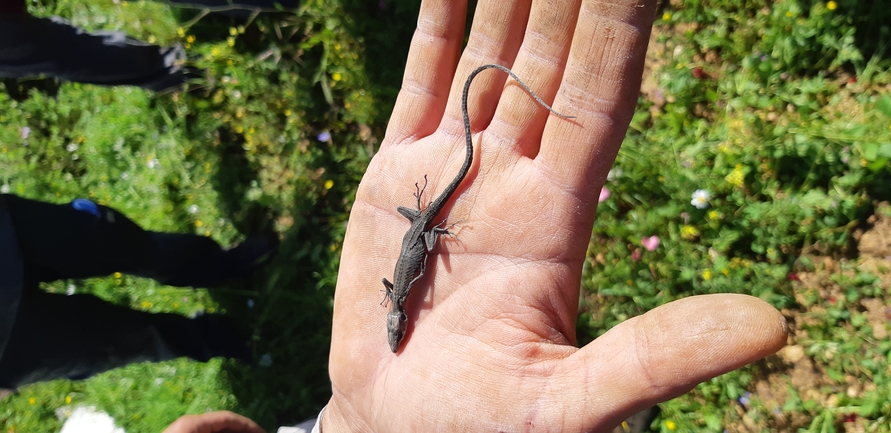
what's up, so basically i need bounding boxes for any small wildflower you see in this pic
[630,248,642,261]
[598,186,611,203]
[66,284,76,296]
[787,272,800,281]
[258,353,273,367]
[1,184,9,194]
[332,72,342,82]
[725,165,745,187]
[247,299,255,308]
[607,168,623,181]
[702,269,713,280]
[147,158,160,169]
[65,396,72,404]
[641,235,661,251]
[28,397,36,405]
[227,36,236,47]
[324,179,334,190]
[708,210,720,220]
[120,172,129,181]
[662,11,671,21]
[188,204,199,214]
[66,143,78,152]
[691,189,711,209]
[20,126,30,139]
[141,301,153,309]
[114,272,122,279]
[195,220,204,227]
[826,0,837,10]
[739,391,751,406]
[154,378,164,386]
[681,225,700,240]
[665,420,676,431]
[317,131,331,142]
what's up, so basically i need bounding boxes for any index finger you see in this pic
[383,0,468,147]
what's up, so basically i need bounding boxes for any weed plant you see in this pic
[1,0,890,431]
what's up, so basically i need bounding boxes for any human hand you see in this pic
[162,410,265,433]
[327,0,788,431]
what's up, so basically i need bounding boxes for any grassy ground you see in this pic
[1,0,890,432]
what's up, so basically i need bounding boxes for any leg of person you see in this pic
[5,194,276,287]
[0,14,184,91]
[4,194,154,282]
[0,288,250,389]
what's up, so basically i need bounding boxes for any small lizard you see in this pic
[383,63,574,353]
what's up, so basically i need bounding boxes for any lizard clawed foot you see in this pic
[413,175,429,210]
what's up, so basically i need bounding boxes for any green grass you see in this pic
[1,0,891,431]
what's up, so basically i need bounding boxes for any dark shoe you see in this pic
[222,234,279,280]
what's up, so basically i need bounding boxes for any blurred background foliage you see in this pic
[1,0,890,431]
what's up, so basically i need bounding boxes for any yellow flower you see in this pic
[324,179,334,190]
[28,397,36,405]
[186,35,196,43]
[702,269,713,280]
[665,420,677,430]
[141,301,153,309]
[725,165,745,187]
[708,210,720,220]
[284,109,292,116]
[114,272,122,279]
[827,1,837,10]
[227,37,236,47]
[195,220,204,227]
[177,27,185,37]
[65,396,72,404]
[332,72,342,82]
[681,225,700,240]
[662,12,671,21]
[229,27,238,36]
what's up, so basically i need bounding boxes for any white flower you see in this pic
[67,284,76,295]
[66,143,78,152]
[0,184,9,194]
[120,172,129,180]
[188,204,199,214]
[607,168,623,181]
[691,189,711,209]
[147,158,160,169]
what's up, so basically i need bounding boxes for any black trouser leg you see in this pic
[0,288,249,389]
[4,194,231,287]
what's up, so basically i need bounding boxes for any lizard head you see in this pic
[386,310,408,353]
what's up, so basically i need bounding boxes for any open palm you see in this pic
[326,0,787,431]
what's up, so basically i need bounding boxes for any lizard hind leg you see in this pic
[427,219,463,249]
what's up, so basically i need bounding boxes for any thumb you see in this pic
[551,294,788,431]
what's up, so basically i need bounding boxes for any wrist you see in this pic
[318,397,356,433]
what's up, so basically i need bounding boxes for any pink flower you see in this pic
[641,235,661,251]
[631,248,642,261]
[598,186,611,202]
